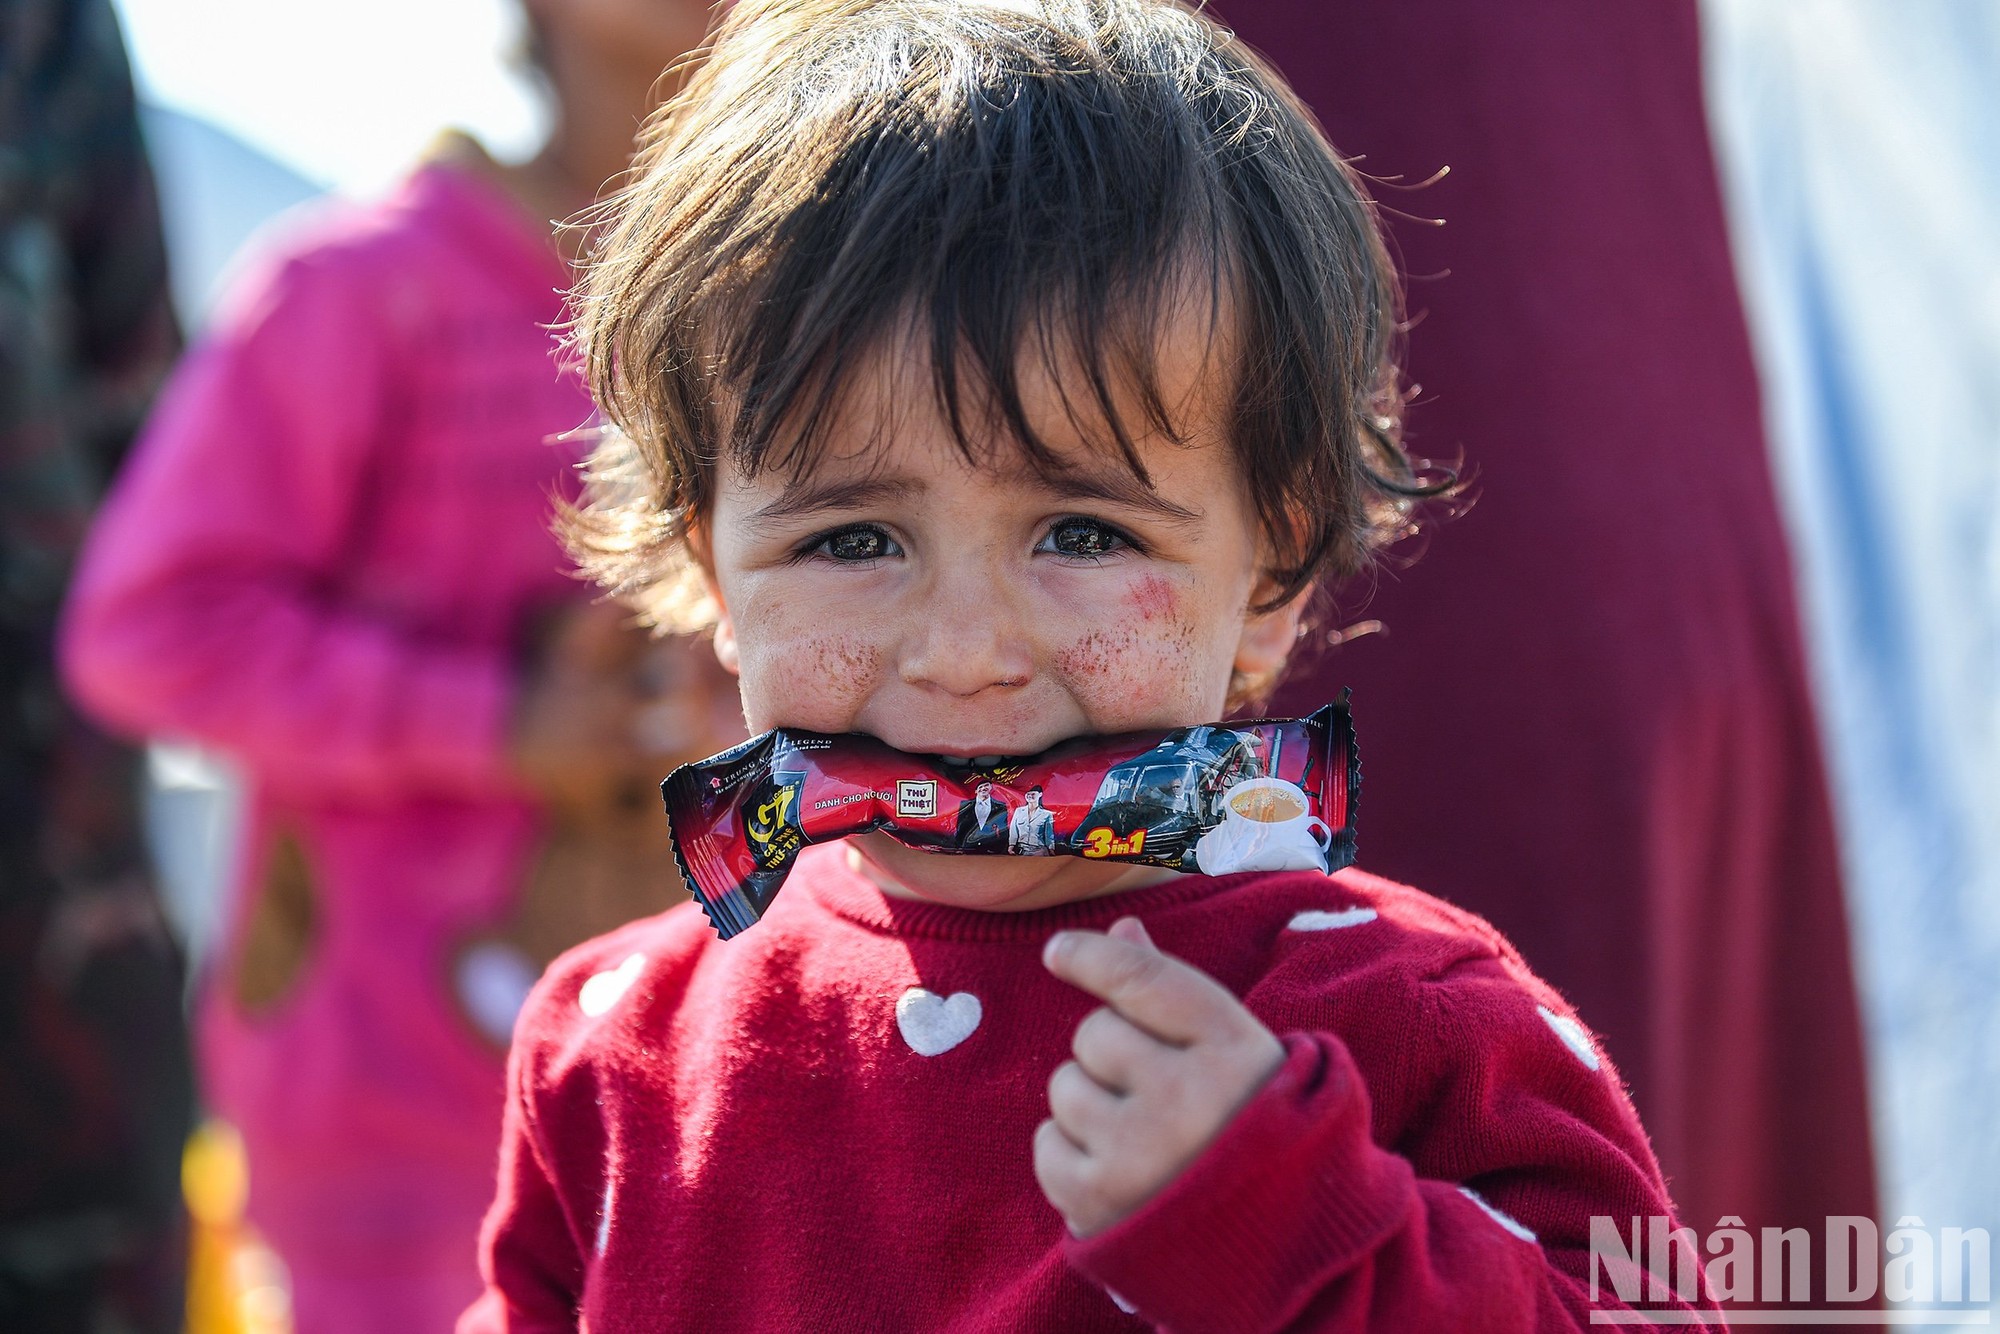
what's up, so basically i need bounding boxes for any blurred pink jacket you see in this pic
[60,161,590,1297]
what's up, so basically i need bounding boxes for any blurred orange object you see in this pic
[183,1122,293,1334]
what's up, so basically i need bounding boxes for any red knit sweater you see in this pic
[460,845,1720,1332]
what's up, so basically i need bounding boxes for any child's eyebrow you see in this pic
[743,464,1204,531]
[1025,467,1205,528]
[744,477,922,531]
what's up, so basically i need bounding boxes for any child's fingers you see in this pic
[1032,1117,1091,1224]
[1046,1059,1121,1144]
[1071,1004,1171,1093]
[1106,915,1152,947]
[1043,928,1234,1047]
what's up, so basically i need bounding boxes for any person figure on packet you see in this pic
[1011,786,1058,856]
[957,778,1013,851]
[58,1,734,1330]
[462,0,1720,1329]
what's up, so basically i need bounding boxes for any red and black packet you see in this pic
[661,695,1359,940]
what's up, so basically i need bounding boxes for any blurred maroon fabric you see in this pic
[1221,0,1877,1239]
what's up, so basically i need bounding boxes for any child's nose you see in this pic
[897,560,1035,698]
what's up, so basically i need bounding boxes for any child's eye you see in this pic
[807,525,900,562]
[1038,517,1133,561]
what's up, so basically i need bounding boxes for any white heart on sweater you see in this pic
[579,953,646,1018]
[1537,1004,1601,1071]
[1288,907,1378,931]
[896,987,982,1056]
[1458,1185,1537,1243]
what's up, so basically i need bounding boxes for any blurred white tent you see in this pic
[1706,0,2000,1275]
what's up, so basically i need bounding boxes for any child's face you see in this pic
[700,301,1306,911]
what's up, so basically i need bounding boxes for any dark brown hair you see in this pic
[568,0,1437,631]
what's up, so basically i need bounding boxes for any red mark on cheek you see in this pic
[1126,575,1178,622]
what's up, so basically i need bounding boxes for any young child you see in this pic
[59,2,733,1329]
[461,0,1721,1329]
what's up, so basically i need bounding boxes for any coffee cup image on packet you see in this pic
[1193,776,1336,876]
[660,695,1360,939]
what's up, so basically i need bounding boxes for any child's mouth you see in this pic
[908,743,1045,770]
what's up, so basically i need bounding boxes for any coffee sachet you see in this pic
[662,696,1358,939]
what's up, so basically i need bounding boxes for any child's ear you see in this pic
[685,523,741,678]
[1232,578,1309,688]
[709,597,741,677]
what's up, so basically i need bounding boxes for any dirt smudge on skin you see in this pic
[1053,628,1130,684]
[1052,612,1204,688]
[770,635,882,718]
[808,636,881,681]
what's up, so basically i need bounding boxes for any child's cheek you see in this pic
[1049,593,1222,726]
[734,619,885,734]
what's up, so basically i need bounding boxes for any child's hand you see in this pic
[1035,917,1284,1238]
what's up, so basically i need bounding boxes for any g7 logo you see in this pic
[747,783,798,852]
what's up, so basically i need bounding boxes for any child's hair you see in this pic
[567,0,1437,635]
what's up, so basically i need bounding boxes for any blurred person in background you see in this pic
[0,1,194,1330]
[1220,0,1879,1280]
[58,0,734,1329]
